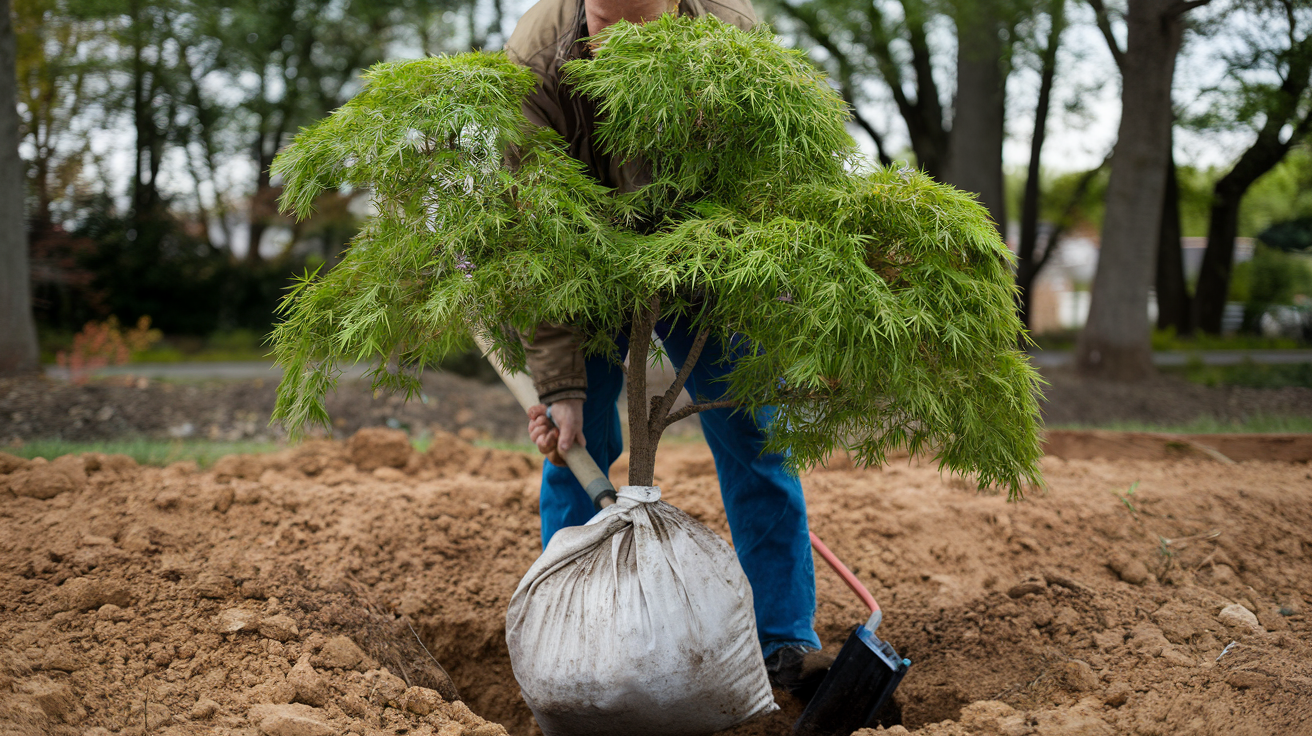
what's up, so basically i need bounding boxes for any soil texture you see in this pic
[2,430,1310,736]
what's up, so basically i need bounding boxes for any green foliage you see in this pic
[1172,359,1312,389]
[1234,244,1312,329]
[269,15,1044,496]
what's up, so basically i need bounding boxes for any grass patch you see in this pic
[1049,415,1312,434]
[6,439,282,467]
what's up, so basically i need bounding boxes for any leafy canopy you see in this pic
[269,14,1044,496]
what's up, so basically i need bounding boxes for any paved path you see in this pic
[42,349,1312,381]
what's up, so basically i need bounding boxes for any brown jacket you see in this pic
[504,0,757,404]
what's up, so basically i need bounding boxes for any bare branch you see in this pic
[1086,0,1126,70]
[848,101,893,166]
[1036,151,1111,273]
[1166,0,1213,17]
[649,325,710,439]
[663,399,738,428]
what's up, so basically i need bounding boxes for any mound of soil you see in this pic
[2,430,1310,736]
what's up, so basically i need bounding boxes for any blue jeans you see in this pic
[538,317,821,658]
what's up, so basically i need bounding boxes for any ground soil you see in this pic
[2,429,1310,736]
[5,366,1312,447]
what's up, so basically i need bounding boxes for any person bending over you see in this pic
[504,0,833,700]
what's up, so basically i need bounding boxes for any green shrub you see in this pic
[268,16,1043,495]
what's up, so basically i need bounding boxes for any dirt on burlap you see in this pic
[2,429,1311,736]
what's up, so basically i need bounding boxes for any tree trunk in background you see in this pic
[946,7,1007,230]
[1015,0,1064,328]
[1193,120,1311,334]
[1076,0,1185,380]
[0,0,40,374]
[1155,144,1190,333]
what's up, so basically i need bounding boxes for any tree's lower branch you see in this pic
[663,399,738,428]
[649,326,709,436]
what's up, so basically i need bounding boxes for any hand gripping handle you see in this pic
[473,334,617,509]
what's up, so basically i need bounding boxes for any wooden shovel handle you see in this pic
[473,334,617,509]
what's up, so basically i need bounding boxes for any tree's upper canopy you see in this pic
[270,14,1044,496]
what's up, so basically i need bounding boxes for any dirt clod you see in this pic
[249,703,335,736]
[261,614,301,642]
[287,656,331,707]
[347,427,414,471]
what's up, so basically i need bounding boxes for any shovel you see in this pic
[796,532,910,736]
[474,335,616,509]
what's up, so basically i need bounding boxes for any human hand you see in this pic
[527,399,585,467]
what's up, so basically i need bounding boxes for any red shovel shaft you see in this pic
[809,531,879,615]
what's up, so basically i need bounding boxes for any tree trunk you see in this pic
[625,300,659,487]
[1015,0,1063,328]
[1076,0,1184,380]
[945,6,1007,230]
[0,0,39,374]
[1193,121,1309,333]
[1155,143,1190,333]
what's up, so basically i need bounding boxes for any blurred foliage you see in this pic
[1172,358,1312,389]
[6,439,282,467]
[1150,327,1304,351]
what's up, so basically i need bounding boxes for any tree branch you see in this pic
[1035,151,1111,273]
[1166,0,1213,18]
[1086,0,1125,70]
[847,97,893,166]
[663,399,738,428]
[649,325,709,438]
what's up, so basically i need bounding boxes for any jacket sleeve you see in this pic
[520,323,589,404]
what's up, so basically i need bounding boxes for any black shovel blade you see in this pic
[792,624,909,736]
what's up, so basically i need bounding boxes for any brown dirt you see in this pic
[2,430,1311,736]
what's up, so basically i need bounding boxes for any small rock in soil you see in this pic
[1218,603,1264,634]
[216,607,260,633]
[249,703,334,736]
[260,614,301,642]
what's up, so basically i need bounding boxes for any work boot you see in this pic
[765,645,835,702]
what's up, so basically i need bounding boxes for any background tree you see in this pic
[2,0,40,374]
[772,0,1037,231]
[1078,0,1211,380]
[1015,0,1067,327]
[268,17,1044,493]
[1191,0,1312,334]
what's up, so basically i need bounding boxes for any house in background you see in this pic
[1022,233,1254,335]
